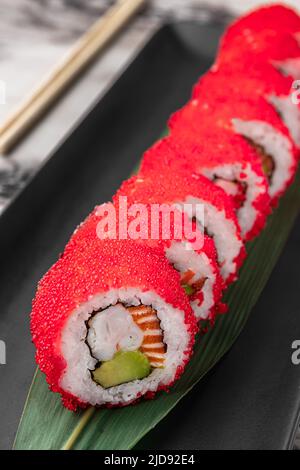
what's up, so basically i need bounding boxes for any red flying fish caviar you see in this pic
[114,159,245,285]
[31,239,197,411]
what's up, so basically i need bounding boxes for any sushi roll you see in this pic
[31,239,197,410]
[218,4,300,77]
[141,134,270,242]
[217,29,300,78]
[200,63,300,149]
[114,160,245,285]
[68,202,225,322]
[163,231,226,322]
[171,94,298,205]
[219,4,300,36]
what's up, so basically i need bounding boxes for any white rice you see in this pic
[177,196,242,282]
[202,162,265,239]
[269,94,300,147]
[166,241,216,320]
[59,288,190,406]
[233,118,294,198]
[274,57,300,80]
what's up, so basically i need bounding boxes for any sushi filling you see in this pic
[274,58,300,81]
[86,303,166,388]
[212,177,247,209]
[232,119,295,199]
[179,196,243,282]
[201,163,266,238]
[246,138,275,182]
[165,241,217,320]
[180,269,207,297]
[59,288,191,406]
[269,95,300,148]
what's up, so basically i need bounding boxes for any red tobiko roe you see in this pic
[139,133,270,242]
[193,64,300,153]
[67,200,212,263]
[66,201,226,322]
[140,132,264,174]
[217,29,300,67]
[168,99,280,175]
[193,64,294,107]
[115,146,246,282]
[115,153,241,240]
[31,239,198,411]
[69,202,209,263]
[140,133,268,199]
[168,95,298,203]
[192,66,300,147]
[220,4,300,39]
[190,77,296,145]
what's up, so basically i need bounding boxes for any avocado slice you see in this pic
[92,350,151,388]
[182,284,195,296]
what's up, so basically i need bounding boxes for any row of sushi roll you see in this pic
[31,4,300,411]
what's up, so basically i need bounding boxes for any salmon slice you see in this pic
[127,305,166,368]
[180,270,207,296]
[249,140,275,181]
[192,277,207,292]
[180,269,195,285]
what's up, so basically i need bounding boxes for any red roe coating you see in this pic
[67,202,226,322]
[218,4,300,63]
[194,63,300,154]
[66,202,114,251]
[31,239,198,411]
[140,133,270,241]
[115,156,241,239]
[169,93,298,204]
[217,29,300,68]
[220,4,300,38]
[141,132,258,173]
[114,153,245,281]
[192,80,299,197]
[171,94,280,138]
[193,63,294,108]
[191,76,296,144]
[160,119,269,192]
[140,132,266,184]
[201,62,300,150]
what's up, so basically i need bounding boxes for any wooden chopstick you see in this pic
[0,0,146,154]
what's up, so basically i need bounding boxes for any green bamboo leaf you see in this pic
[14,170,300,450]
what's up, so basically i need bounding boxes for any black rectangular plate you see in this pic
[0,20,300,450]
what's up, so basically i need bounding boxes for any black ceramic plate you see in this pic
[0,20,300,451]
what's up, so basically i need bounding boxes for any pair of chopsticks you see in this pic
[0,0,146,155]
